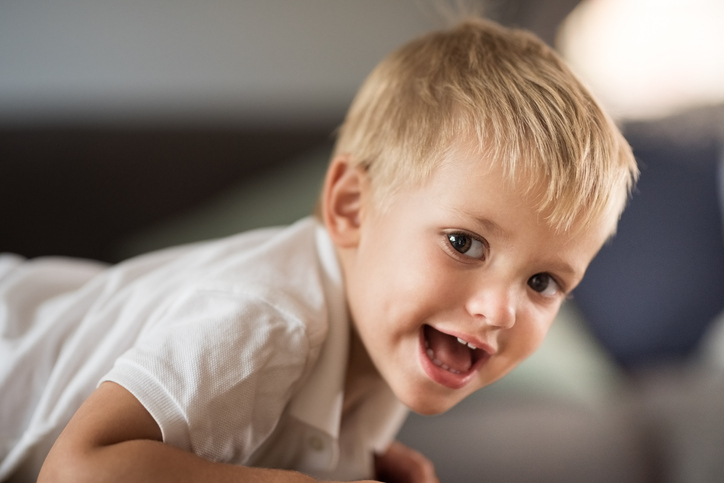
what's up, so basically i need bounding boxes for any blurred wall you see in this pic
[0,0,444,126]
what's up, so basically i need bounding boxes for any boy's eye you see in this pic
[528,273,560,297]
[447,233,485,259]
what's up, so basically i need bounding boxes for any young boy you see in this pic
[1,17,637,483]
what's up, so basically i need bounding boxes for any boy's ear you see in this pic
[322,154,369,248]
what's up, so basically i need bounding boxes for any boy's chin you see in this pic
[395,385,467,416]
[407,397,461,416]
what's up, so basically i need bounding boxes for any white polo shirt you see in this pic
[0,218,408,481]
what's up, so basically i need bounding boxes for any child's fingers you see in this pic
[374,440,439,483]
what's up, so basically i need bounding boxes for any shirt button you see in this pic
[308,435,324,451]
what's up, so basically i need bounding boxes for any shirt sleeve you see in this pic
[101,286,313,465]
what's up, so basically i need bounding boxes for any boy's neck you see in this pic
[343,326,383,416]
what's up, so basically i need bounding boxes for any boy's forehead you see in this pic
[417,144,618,242]
[431,142,522,194]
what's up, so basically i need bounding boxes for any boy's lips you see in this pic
[418,325,492,389]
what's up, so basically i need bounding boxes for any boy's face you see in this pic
[339,147,612,416]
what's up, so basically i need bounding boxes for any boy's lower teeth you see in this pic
[424,328,474,374]
[425,346,463,374]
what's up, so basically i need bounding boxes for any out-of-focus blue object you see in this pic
[573,134,724,369]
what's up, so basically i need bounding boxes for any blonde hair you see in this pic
[330,17,638,234]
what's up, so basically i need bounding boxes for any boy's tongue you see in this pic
[425,325,473,373]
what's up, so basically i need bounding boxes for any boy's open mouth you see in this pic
[422,325,486,375]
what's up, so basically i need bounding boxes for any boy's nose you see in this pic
[465,285,516,329]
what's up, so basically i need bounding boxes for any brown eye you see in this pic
[448,233,472,253]
[528,273,560,296]
[446,233,485,259]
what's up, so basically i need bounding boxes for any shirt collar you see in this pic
[287,223,349,440]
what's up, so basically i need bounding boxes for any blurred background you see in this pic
[1,1,723,481]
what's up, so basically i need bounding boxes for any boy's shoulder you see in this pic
[181,217,334,313]
[114,217,336,329]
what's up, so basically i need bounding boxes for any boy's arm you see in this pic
[38,382,375,483]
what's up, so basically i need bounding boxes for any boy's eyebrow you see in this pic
[546,261,578,277]
[474,217,511,241]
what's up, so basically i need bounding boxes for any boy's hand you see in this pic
[374,440,439,483]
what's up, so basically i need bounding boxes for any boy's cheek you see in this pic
[491,318,553,374]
